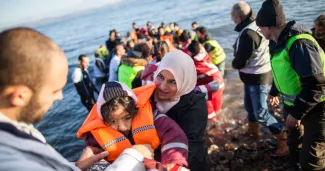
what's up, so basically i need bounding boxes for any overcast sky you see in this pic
[0,0,124,28]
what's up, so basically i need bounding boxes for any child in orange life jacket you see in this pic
[77,81,189,171]
[188,40,225,120]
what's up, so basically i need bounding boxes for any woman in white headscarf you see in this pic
[152,50,209,171]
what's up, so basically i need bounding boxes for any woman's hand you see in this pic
[75,146,109,171]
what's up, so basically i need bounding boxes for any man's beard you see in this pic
[19,95,44,124]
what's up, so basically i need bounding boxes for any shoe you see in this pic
[245,122,262,137]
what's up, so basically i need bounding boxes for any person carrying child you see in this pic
[77,81,189,171]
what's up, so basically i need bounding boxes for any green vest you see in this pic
[203,40,226,65]
[271,34,325,106]
[118,65,144,88]
[97,47,108,61]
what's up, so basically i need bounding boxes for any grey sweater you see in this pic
[0,123,80,171]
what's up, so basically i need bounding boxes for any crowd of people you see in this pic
[0,0,325,171]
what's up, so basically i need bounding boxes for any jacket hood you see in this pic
[121,57,148,67]
[272,21,312,54]
[141,63,158,81]
[278,21,312,44]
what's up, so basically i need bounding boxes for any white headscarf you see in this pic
[154,50,197,113]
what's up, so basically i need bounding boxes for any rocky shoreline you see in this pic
[206,67,291,171]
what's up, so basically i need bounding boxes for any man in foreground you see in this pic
[0,27,153,171]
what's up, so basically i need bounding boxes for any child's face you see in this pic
[105,105,132,136]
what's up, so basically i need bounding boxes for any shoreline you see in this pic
[206,65,291,171]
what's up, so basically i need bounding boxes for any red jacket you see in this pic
[193,46,224,119]
[141,60,159,85]
[181,42,190,56]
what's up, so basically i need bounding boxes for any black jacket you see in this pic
[74,69,98,101]
[166,90,209,171]
[232,10,272,85]
[105,39,118,52]
[269,21,325,120]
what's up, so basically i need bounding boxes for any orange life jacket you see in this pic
[77,84,160,161]
[160,35,175,51]
[132,31,138,43]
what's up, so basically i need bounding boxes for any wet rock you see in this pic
[215,164,224,171]
[240,143,249,150]
[205,73,291,171]
[219,159,228,164]
[224,151,234,160]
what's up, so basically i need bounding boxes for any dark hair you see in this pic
[315,14,325,28]
[192,21,198,26]
[179,30,190,42]
[197,26,208,35]
[187,40,201,57]
[126,40,135,48]
[204,43,215,53]
[109,30,116,37]
[101,96,138,125]
[78,54,88,61]
[156,40,169,62]
[133,42,151,58]
[126,32,131,37]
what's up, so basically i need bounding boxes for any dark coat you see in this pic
[166,90,209,171]
[269,21,325,120]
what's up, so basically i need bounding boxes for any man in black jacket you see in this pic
[256,0,325,170]
[105,30,118,53]
[72,55,99,111]
[231,1,288,157]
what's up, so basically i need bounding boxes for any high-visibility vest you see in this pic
[118,65,145,89]
[96,46,109,61]
[202,40,226,65]
[271,34,325,106]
